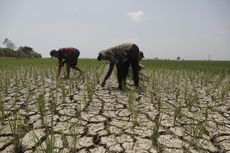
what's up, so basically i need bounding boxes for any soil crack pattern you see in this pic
[0,61,230,153]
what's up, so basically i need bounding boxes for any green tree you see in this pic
[3,38,16,50]
[17,46,42,58]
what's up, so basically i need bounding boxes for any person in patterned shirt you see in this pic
[50,47,82,79]
[97,43,141,90]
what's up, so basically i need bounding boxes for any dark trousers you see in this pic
[116,59,139,89]
[69,50,80,67]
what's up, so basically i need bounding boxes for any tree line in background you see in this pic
[0,38,42,58]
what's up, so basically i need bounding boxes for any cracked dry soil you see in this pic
[0,66,230,153]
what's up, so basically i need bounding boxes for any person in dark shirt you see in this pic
[97,43,141,90]
[50,47,82,79]
[138,51,144,71]
[129,51,145,76]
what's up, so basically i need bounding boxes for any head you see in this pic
[97,50,107,61]
[138,51,144,61]
[50,50,58,58]
[97,53,103,61]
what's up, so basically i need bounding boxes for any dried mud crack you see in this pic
[1,67,230,153]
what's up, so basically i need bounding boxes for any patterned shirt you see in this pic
[99,43,134,64]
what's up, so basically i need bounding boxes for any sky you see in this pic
[0,0,230,60]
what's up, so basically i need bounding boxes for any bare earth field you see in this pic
[0,59,230,153]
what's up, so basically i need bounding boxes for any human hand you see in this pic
[101,81,105,87]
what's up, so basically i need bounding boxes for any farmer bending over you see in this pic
[97,43,141,90]
[50,47,82,79]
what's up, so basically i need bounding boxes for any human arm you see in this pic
[57,58,65,78]
[101,63,114,87]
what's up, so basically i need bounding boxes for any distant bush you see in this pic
[0,46,42,58]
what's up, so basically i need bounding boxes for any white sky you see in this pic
[0,0,230,60]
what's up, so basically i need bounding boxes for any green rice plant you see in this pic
[69,122,80,152]
[149,91,155,105]
[188,122,206,150]
[50,91,58,115]
[188,74,195,85]
[173,102,182,126]
[9,112,25,152]
[61,83,67,103]
[201,72,213,88]
[32,130,45,152]
[46,135,55,153]
[173,89,183,125]
[36,94,46,124]
[220,83,230,102]
[187,91,198,111]
[24,81,32,113]
[46,110,55,153]
[184,77,189,104]
[149,71,162,111]
[128,91,134,113]
[69,80,74,98]
[150,113,161,147]
[0,92,5,124]
[44,67,50,79]
[128,91,139,127]
[32,129,55,153]
[214,73,225,89]
[156,96,162,112]
[86,81,94,103]
[13,78,20,111]
[36,98,56,153]
[82,91,87,112]
[4,76,9,93]
[41,75,46,88]
[1,57,230,152]
[204,107,209,126]
[0,78,2,90]
[32,107,55,153]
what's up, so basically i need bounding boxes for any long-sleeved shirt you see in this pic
[99,43,138,64]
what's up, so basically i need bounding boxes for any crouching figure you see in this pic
[97,43,141,90]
